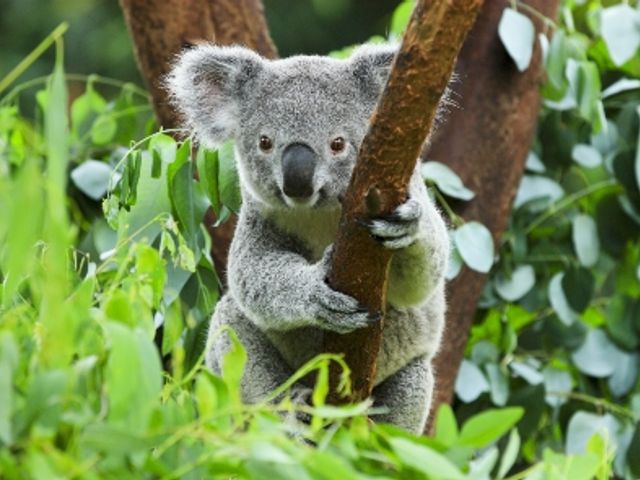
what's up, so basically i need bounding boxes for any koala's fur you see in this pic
[168,43,450,433]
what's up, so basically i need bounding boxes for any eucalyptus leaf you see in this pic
[454,222,494,273]
[455,359,490,403]
[571,144,602,168]
[71,160,113,200]
[572,214,600,267]
[600,5,640,66]
[495,264,535,301]
[421,161,475,200]
[542,367,573,408]
[548,273,579,326]
[514,175,564,210]
[498,8,535,72]
[565,411,618,455]
[571,328,628,378]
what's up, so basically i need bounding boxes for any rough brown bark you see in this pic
[120,0,276,129]
[425,0,560,427]
[119,0,277,275]
[323,0,484,403]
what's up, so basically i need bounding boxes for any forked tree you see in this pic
[119,0,559,429]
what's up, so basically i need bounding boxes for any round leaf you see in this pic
[454,222,494,273]
[90,115,117,145]
[571,328,627,378]
[601,5,640,66]
[542,366,573,408]
[421,161,475,200]
[498,8,535,72]
[495,264,535,301]
[572,214,600,267]
[571,144,602,168]
[455,359,489,403]
[70,160,113,200]
[565,411,618,455]
[548,273,579,325]
[561,266,595,313]
[514,175,564,210]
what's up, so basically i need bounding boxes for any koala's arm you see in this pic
[228,209,373,333]
[386,170,450,309]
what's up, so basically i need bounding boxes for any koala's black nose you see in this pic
[281,143,317,199]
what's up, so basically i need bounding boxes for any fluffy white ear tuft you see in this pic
[349,43,398,101]
[166,44,264,146]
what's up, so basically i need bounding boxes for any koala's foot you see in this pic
[367,198,422,250]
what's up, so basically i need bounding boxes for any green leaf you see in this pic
[514,175,564,210]
[197,148,221,214]
[636,105,640,194]
[565,411,617,455]
[608,351,639,397]
[495,264,535,301]
[602,78,640,98]
[70,160,113,200]
[544,30,569,90]
[0,332,18,445]
[498,8,535,72]
[218,140,242,213]
[542,366,573,408]
[548,273,579,326]
[561,266,594,313]
[105,322,162,432]
[90,114,117,145]
[455,359,489,403]
[571,144,601,168]
[600,5,640,67]
[572,214,599,267]
[571,328,627,378]
[434,404,459,447]
[497,430,520,479]
[628,423,640,477]
[167,140,197,249]
[575,61,601,124]
[454,222,494,273]
[389,437,466,480]
[459,407,524,448]
[390,0,414,37]
[485,363,509,407]
[421,161,475,201]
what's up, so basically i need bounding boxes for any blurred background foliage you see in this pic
[0,0,396,85]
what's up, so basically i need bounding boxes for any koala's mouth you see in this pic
[282,191,320,208]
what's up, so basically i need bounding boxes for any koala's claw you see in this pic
[312,286,379,334]
[367,198,422,250]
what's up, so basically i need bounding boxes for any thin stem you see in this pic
[0,23,69,95]
[515,0,557,29]
[431,185,464,227]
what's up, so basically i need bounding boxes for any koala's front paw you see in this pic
[310,283,380,334]
[367,198,422,250]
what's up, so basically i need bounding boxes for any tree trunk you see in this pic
[323,0,484,403]
[424,0,560,427]
[119,0,277,275]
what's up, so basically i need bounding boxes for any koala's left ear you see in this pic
[166,44,264,145]
[349,43,398,101]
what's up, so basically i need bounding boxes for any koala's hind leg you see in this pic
[206,295,293,403]
[371,355,433,434]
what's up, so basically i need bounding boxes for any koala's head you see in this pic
[168,43,396,210]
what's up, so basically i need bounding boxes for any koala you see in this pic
[168,43,450,433]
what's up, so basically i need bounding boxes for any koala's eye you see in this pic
[330,137,346,154]
[259,135,273,152]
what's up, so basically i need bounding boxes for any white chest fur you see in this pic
[267,206,341,261]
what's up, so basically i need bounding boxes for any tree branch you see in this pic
[323,0,484,403]
[424,0,560,430]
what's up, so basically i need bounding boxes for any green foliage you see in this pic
[424,1,640,478]
[1,0,639,478]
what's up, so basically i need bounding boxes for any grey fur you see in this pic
[168,43,450,433]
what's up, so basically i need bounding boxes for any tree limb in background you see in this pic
[425,0,560,430]
[323,0,484,403]
[119,0,277,275]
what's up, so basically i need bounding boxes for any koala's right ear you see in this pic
[167,45,264,145]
